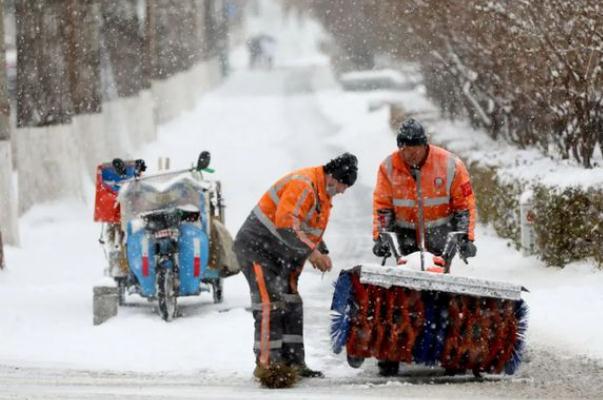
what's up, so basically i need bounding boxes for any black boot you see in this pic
[377,360,399,377]
[292,364,324,378]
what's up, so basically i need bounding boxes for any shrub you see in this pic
[532,186,603,267]
[466,162,522,249]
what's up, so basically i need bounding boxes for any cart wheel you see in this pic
[212,279,223,304]
[157,269,177,321]
[347,355,364,368]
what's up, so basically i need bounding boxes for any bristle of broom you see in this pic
[257,363,298,389]
[335,272,529,375]
[505,299,529,375]
[330,271,353,354]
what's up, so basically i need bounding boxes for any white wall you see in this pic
[153,58,222,124]
[15,124,85,214]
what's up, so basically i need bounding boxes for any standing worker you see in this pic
[372,118,477,376]
[234,153,358,387]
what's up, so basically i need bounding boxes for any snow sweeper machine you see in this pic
[330,230,528,378]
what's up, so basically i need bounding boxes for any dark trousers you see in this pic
[236,243,305,368]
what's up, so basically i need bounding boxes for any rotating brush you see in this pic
[330,266,528,377]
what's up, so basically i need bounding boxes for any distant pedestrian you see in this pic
[247,36,262,69]
[247,34,276,69]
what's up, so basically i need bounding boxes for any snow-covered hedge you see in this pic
[467,163,522,248]
[462,159,603,268]
[532,186,603,267]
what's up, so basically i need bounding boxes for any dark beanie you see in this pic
[324,152,358,186]
[397,118,428,147]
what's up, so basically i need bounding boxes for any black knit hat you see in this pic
[324,152,358,186]
[397,118,428,147]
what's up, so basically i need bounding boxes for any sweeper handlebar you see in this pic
[378,231,468,273]
[378,232,403,266]
[112,151,214,184]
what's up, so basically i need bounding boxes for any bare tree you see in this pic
[65,0,102,114]
[0,0,15,261]
[0,5,9,141]
[16,0,73,127]
[101,0,147,97]
[152,0,197,79]
[303,0,603,167]
[144,0,159,82]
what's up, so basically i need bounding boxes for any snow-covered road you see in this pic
[2,2,603,398]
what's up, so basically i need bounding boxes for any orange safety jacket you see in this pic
[252,166,332,257]
[373,145,476,249]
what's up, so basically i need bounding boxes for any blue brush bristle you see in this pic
[504,299,529,375]
[413,292,448,365]
[413,293,435,364]
[330,272,353,354]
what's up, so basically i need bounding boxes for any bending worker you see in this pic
[372,118,477,376]
[234,153,358,381]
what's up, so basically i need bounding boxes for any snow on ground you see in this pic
[1,0,603,398]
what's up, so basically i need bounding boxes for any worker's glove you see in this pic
[458,237,477,259]
[372,238,391,258]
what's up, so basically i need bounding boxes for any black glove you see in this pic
[459,237,477,259]
[317,241,329,255]
[372,238,391,258]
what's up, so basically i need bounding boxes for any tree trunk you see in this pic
[191,0,205,64]
[101,0,146,98]
[144,0,159,83]
[154,0,194,79]
[0,6,9,142]
[203,0,218,60]
[16,0,73,127]
[65,0,102,114]
[0,0,19,247]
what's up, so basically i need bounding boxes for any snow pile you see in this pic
[339,69,414,91]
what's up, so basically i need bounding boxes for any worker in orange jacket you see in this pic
[372,118,477,375]
[234,153,358,381]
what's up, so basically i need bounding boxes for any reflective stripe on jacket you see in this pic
[253,166,332,255]
[373,145,476,243]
